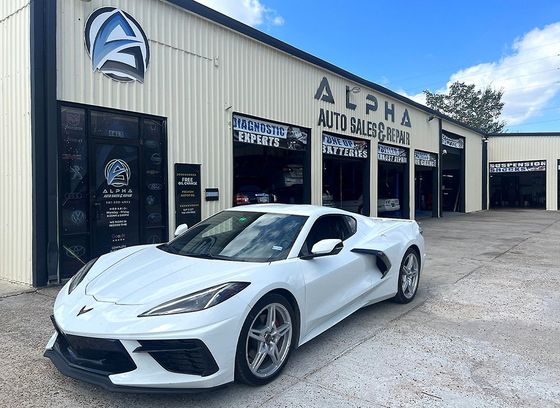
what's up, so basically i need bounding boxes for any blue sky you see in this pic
[198,0,560,132]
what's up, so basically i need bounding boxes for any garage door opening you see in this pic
[414,151,438,219]
[441,133,465,214]
[322,133,370,214]
[377,144,409,219]
[233,114,311,206]
[490,161,546,209]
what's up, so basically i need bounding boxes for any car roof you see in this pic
[224,204,352,217]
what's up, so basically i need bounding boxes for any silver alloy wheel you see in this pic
[246,302,292,378]
[401,252,419,299]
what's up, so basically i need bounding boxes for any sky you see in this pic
[196,0,560,132]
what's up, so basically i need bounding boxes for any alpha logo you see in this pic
[84,7,150,83]
[104,159,131,187]
[77,306,94,316]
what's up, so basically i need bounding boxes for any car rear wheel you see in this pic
[393,248,420,304]
[235,293,295,386]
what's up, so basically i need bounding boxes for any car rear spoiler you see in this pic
[350,248,392,278]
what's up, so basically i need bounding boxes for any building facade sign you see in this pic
[414,151,437,167]
[322,133,368,159]
[490,161,546,173]
[378,144,408,164]
[442,134,465,149]
[84,7,150,83]
[233,114,308,151]
[314,77,411,146]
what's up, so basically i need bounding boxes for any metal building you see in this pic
[1,0,488,286]
[488,133,560,211]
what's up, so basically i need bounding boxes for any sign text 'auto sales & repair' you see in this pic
[315,77,412,146]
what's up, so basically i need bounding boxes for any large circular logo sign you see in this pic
[84,7,150,83]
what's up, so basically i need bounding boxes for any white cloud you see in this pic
[272,16,285,26]
[196,0,284,27]
[398,22,560,126]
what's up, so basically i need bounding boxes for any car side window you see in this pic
[343,216,357,239]
[300,215,356,256]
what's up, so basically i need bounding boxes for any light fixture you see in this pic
[346,86,361,94]
[427,115,436,122]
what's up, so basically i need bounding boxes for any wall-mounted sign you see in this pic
[205,188,220,201]
[175,164,201,228]
[414,151,437,167]
[442,134,464,149]
[85,7,150,83]
[490,161,546,173]
[322,133,368,159]
[233,114,308,151]
[314,76,411,145]
[378,144,408,164]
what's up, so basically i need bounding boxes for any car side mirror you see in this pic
[303,239,343,259]
[174,223,189,237]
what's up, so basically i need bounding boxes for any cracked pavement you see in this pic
[1,209,559,407]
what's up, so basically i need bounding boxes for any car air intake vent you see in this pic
[55,332,137,375]
[135,340,219,377]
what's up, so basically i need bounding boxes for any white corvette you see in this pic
[45,204,424,392]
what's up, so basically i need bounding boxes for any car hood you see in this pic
[85,246,262,306]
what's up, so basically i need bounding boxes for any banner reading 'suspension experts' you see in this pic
[490,160,546,173]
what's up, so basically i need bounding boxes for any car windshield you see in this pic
[159,211,307,262]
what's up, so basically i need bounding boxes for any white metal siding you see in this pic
[489,136,560,210]
[57,0,484,230]
[0,1,33,285]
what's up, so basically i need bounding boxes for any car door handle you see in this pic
[351,248,392,278]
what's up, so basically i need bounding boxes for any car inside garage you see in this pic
[441,133,465,214]
[377,144,409,218]
[232,114,311,206]
[414,150,438,218]
[322,133,370,214]
[489,161,546,209]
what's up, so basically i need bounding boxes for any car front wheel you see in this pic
[235,293,295,386]
[393,248,420,304]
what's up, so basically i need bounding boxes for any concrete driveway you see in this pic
[1,209,559,407]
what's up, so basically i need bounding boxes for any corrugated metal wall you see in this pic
[489,136,560,210]
[0,0,33,284]
[57,0,484,232]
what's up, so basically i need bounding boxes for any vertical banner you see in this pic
[175,164,202,228]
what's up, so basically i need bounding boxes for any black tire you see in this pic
[393,247,421,304]
[235,293,296,386]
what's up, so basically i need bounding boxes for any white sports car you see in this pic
[45,204,424,392]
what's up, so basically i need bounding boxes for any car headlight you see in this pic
[138,282,250,317]
[68,257,98,294]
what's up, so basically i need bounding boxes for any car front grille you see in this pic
[51,317,137,376]
[135,339,219,377]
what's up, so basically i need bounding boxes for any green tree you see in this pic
[424,82,506,133]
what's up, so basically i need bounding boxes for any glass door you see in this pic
[91,143,141,256]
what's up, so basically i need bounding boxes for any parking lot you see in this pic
[1,209,559,407]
